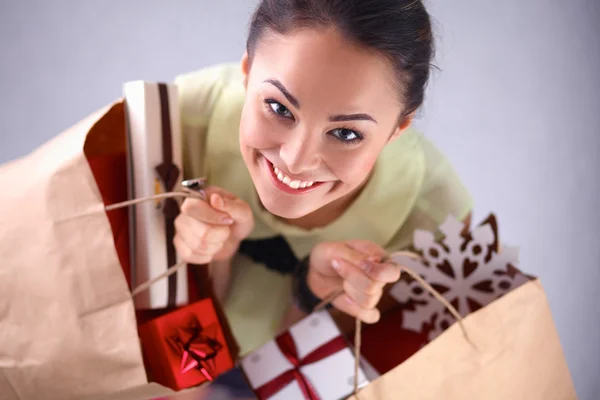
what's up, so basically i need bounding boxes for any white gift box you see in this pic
[123,81,188,309]
[240,310,369,400]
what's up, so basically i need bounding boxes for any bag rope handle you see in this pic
[314,251,473,397]
[76,182,473,397]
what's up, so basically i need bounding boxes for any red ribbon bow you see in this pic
[167,317,223,382]
[255,331,348,400]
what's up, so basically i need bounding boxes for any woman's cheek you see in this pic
[329,153,378,185]
[240,105,280,150]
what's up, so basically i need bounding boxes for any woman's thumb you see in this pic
[209,193,226,211]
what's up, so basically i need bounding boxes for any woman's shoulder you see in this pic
[378,128,473,251]
[174,62,243,128]
[384,127,469,198]
[174,62,245,180]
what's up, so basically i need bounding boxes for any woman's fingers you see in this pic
[360,260,401,284]
[325,256,385,323]
[343,280,383,310]
[180,197,234,225]
[173,214,230,263]
[331,293,381,324]
[173,235,212,265]
[345,240,388,261]
[309,240,402,323]
[205,188,255,241]
[174,214,231,245]
[175,186,255,264]
[322,242,372,277]
[332,258,384,294]
[203,186,239,202]
[333,251,400,291]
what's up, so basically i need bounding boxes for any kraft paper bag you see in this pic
[344,215,577,400]
[81,383,175,400]
[233,214,576,400]
[0,101,147,400]
[348,279,576,400]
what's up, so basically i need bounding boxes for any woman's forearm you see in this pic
[209,258,233,304]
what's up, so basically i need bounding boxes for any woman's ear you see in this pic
[241,51,250,89]
[388,113,415,143]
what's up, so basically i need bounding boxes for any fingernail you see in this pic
[212,194,225,209]
[360,260,373,273]
[332,259,340,270]
[345,295,355,305]
[371,311,381,324]
[368,255,381,262]
[220,216,234,224]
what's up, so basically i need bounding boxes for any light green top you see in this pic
[174,63,472,355]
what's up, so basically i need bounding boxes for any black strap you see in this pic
[292,255,332,314]
[238,235,299,275]
[238,236,329,314]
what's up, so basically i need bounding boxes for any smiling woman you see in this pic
[174,0,473,355]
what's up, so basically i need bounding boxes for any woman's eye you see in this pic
[267,100,293,119]
[330,128,363,143]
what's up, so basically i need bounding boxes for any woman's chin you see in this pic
[257,193,313,220]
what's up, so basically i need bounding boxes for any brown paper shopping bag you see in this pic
[244,214,576,400]
[349,278,576,400]
[0,101,147,400]
[344,214,577,400]
[81,382,175,400]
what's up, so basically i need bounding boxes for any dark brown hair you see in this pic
[247,0,435,118]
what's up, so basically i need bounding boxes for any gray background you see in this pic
[1,0,598,398]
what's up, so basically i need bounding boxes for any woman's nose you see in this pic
[279,129,321,175]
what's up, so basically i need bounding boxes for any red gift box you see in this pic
[138,298,235,391]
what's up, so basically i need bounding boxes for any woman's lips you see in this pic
[262,156,324,195]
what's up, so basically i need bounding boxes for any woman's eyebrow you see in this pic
[265,79,300,108]
[329,114,378,124]
[264,78,377,124]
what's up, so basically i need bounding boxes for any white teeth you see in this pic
[271,162,316,190]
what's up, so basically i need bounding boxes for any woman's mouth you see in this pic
[263,156,324,195]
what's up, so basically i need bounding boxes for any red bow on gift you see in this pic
[255,332,348,400]
[167,317,223,382]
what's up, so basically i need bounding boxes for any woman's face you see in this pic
[239,28,409,219]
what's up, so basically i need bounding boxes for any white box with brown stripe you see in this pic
[124,81,188,309]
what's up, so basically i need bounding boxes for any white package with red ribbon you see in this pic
[124,81,188,309]
[240,310,369,400]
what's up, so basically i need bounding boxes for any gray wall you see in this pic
[1,0,598,398]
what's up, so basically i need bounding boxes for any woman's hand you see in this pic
[174,186,254,264]
[307,240,400,323]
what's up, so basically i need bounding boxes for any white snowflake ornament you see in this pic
[388,214,530,341]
